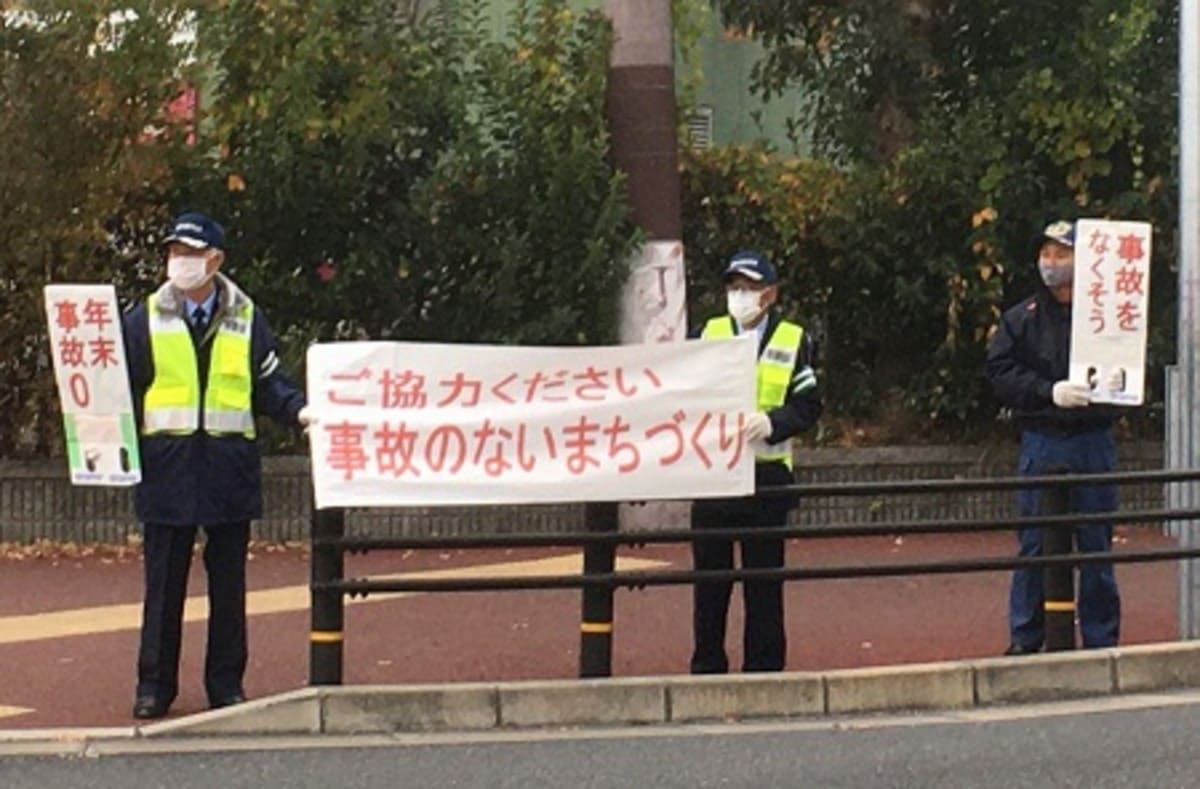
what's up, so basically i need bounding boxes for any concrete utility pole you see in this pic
[578,0,687,678]
[606,0,683,243]
[607,1,689,531]
[1173,0,1200,638]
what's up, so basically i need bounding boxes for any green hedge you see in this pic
[0,0,637,457]
[681,139,1171,441]
[1,0,1171,458]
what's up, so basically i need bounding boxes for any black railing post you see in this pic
[1042,469,1076,651]
[579,501,618,677]
[310,505,345,685]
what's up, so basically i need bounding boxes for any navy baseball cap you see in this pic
[722,250,778,285]
[1042,220,1074,248]
[164,212,225,250]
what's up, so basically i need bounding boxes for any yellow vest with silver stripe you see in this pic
[702,316,802,468]
[142,294,256,438]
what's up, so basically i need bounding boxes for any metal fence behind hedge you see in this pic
[0,442,1168,543]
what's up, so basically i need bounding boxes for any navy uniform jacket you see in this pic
[122,274,307,526]
[984,289,1115,436]
[694,312,823,488]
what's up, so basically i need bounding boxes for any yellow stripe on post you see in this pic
[1044,601,1076,612]
[310,630,344,643]
[580,621,613,634]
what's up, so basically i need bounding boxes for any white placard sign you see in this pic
[307,338,757,508]
[1069,219,1152,406]
[43,284,141,486]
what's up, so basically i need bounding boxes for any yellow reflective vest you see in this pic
[142,293,256,438]
[702,316,803,468]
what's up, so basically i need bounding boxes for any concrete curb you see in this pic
[5,640,1200,750]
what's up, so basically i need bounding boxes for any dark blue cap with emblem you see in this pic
[722,250,778,285]
[1042,220,1074,248]
[164,212,226,251]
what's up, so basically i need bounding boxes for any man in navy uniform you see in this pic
[123,212,313,718]
[690,250,822,673]
[984,220,1121,655]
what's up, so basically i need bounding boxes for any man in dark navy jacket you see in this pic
[123,212,311,719]
[984,220,1121,655]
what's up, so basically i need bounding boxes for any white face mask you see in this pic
[167,253,212,291]
[1038,259,1073,289]
[726,290,763,326]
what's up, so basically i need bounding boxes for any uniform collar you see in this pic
[185,288,219,322]
[153,273,248,317]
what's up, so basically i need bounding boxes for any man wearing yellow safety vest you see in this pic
[690,251,822,674]
[122,212,313,720]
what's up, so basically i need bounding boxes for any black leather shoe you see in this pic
[210,693,246,710]
[132,697,170,720]
[1003,642,1042,656]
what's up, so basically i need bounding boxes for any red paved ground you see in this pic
[0,527,1178,729]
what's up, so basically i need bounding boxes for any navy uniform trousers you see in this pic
[1011,428,1121,649]
[690,461,794,674]
[136,521,250,705]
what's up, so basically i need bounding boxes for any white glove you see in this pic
[743,411,773,442]
[1051,381,1091,409]
[297,406,317,429]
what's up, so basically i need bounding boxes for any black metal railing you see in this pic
[308,468,1200,684]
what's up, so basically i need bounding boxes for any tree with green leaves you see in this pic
[0,1,197,455]
[0,0,638,458]
[181,0,637,356]
[700,0,1177,433]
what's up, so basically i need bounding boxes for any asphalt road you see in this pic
[3,694,1200,788]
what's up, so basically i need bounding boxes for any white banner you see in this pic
[307,338,757,508]
[43,284,141,486]
[1069,219,1152,405]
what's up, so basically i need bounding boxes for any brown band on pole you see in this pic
[607,64,682,240]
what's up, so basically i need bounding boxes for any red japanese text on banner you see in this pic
[306,337,757,507]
